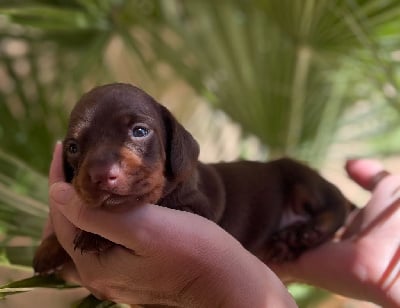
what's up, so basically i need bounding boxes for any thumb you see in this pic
[49,181,151,248]
[50,182,75,206]
[49,141,65,186]
[345,159,386,191]
[51,181,218,253]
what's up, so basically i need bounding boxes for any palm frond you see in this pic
[0,150,47,241]
[142,0,400,161]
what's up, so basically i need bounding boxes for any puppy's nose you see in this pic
[89,164,121,191]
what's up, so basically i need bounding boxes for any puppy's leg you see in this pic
[33,233,71,274]
[73,230,115,253]
[34,231,115,274]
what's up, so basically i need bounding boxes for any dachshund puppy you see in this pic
[33,83,354,274]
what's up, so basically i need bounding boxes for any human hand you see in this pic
[274,159,399,307]
[47,143,296,307]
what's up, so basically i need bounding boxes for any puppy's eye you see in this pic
[69,143,78,154]
[132,126,150,138]
[65,140,79,155]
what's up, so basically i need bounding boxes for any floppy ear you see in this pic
[160,104,200,182]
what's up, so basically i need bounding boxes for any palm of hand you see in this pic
[342,174,400,306]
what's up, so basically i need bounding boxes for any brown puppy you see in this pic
[33,83,354,274]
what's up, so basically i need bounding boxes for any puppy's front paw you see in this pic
[73,230,114,254]
[265,222,324,263]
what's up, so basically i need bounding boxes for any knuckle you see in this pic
[82,276,123,302]
[83,278,108,299]
[79,270,100,289]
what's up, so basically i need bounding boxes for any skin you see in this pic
[46,142,400,307]
[46,142,296,307]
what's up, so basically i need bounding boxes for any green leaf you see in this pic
[0,274,77,290]
[0,250,10,265]
[0,246,37,267]
[0,5,101,31]
[288,283,330,307]
[74,294,129,308]
[0,274,79,299]
[0,287,33,299]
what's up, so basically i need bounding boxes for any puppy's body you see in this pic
[34,83,353,273]
[167,160,350,262]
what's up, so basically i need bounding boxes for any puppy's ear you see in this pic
[160,105,199,182]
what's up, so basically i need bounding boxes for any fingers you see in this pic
[59,261,82,285]
[49,182,154,249]
[42,142,63,239]
[345,159,390,191]
[49,141,65,186]
[49,198,107,280]
[49,189,80,256]
[49,179,220,255]
[41,217,54,239]
[343,159,400,240]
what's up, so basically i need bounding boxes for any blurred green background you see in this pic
[0,0,399,307]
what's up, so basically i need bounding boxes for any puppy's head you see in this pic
[63,83,199,208]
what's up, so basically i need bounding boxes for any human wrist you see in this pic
[183,243,296,308]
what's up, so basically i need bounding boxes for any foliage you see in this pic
[1,0,399,166]
[0,274,77,299]
[151,0,400,159]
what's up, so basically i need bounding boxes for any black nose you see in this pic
[89,163,121,191]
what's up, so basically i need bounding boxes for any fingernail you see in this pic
[50,183,73,206]
[345,157,367,168]
[53,140,62,151]
[369,170,390,190]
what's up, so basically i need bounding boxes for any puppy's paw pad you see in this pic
[265,242,290,262]
[265,223,327,263]
[299,227,321,246]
